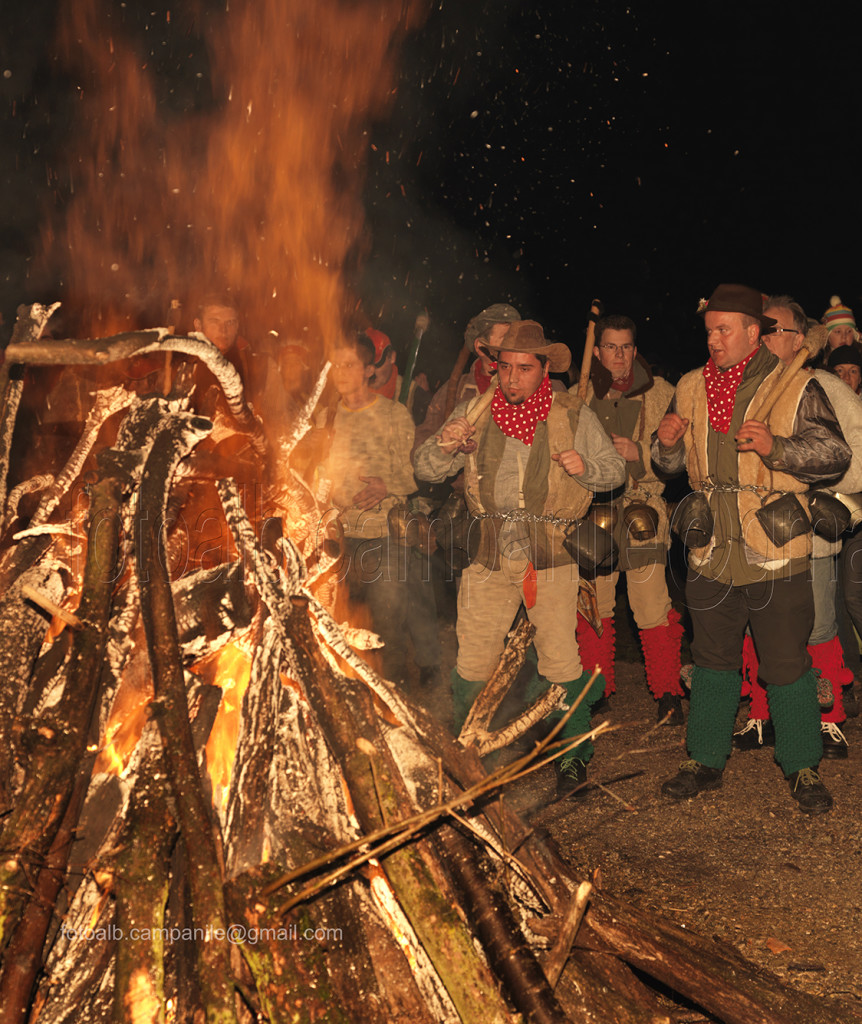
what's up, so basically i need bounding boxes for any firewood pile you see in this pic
[0,302,856,1024]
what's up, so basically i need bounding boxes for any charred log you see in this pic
[112,729,176,1024]
[0,568,63,809]
[581,891,862,1024]
[0,757,94,1024]
[560,951,674,1024]
[0,474,121,953]
[435,822,572,1024]
[286,607,513,1024]
[134,406,237,1024]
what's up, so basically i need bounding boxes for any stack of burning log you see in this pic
[0,303,854,1024]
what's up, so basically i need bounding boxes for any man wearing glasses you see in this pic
[733,296,862,760]
[578,315,685,724]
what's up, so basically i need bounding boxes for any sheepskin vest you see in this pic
[586,372,675,568]
[463,391,593,570]
[675,361,812,569]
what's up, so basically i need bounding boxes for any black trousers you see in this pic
[839,527,862,673]
[686,570,813,686]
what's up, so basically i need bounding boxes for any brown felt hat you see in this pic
[478,319,572,374]
[698,283,777,332]
[463,302,521,348]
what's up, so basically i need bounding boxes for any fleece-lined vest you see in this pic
[462,391,593,570]
[675,364,813,568]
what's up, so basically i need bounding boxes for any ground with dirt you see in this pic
[420,597,862,1022]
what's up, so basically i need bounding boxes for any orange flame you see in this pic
[93,667,153,778]
[204,642,252,811]
[44,0,425,802]
[43,0,425,351]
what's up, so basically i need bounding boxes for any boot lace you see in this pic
[559,756,586,777]
[821,721,847,744]
[733,719,764,743]
[792,768,822,790]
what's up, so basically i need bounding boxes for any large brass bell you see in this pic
[623,501,659,541]
[754,491,811,547]
[808,491,851,542]
[588,502,617,533]
[834,492,862,529]
[671,491,714,549]
[564,503,618,575]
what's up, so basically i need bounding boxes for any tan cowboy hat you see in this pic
[478,319,572,374]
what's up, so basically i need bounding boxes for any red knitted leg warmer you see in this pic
[576,613,616,696]
[809,635,851,724]
[640,607,685,699]
[742,634,770,720]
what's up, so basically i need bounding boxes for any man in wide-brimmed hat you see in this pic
[413,302,521,451]
[652,283,851,814]
[414,319,626,796]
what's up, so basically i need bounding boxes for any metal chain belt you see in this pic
[701,481,795,497]
[469,508,583,525]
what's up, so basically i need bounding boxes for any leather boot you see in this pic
[552,669,606,797]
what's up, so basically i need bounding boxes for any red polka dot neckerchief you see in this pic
[491,374,553,445]
[702,349,758,434]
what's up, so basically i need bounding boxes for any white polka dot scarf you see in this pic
[491,374,553,444]
[702,350,757,434]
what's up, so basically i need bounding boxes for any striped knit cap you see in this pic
[822,295,856,333]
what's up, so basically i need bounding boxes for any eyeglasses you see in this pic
[763,328,799,336]
[599,343,634,354]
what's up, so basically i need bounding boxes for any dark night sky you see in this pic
[361,1,862,376]
[2,0,860,378]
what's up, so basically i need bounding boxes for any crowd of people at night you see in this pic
[279,282,862,817]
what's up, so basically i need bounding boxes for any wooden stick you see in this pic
[459,618,535,745]
[747,346,809,423]
[748,323,827,424]
[135,408,237,1023]
[20,584,81,629]
[443,343,474,420]
[435,373,498,449]
[464,373,498,424]
[543,880,593,988]
[577,299,602,398]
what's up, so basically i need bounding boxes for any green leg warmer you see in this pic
[686,666,743,771]
[768,669,823,775]
[550,670,607,765]
[451,669,486,735]
[523,645,545,705]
